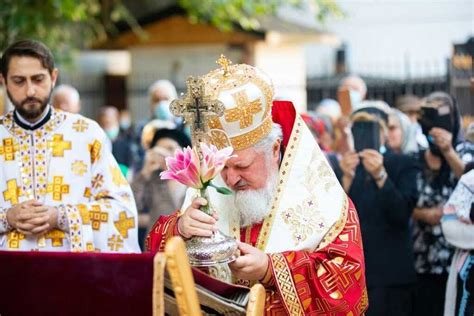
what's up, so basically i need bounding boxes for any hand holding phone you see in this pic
[419,106,453,156]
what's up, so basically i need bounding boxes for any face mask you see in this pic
[153,100,172,120]
[183,125,191,138]
[120,119,131,130]
[349,90,362,109]
[105,127,120,140]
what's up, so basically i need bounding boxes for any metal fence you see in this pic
[307,75,449,112]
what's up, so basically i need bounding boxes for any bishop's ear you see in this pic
[272,139,281,162]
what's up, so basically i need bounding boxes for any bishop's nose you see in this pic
[222,168,241,189]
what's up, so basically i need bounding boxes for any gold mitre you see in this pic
[202,55,274,150]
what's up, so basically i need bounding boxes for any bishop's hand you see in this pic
[229,242,269,281]
[177,197,219,239]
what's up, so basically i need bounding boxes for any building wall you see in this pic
[254,42,307,112]
[58,51,130,120]
[306,0,473,78]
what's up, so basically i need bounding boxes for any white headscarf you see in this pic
[390,109,419,154]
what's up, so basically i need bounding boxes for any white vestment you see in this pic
[0,107,140,252]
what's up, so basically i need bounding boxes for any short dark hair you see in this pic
[150,128,191,149]
[1,39,55,79]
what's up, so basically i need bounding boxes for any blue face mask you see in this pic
[183,125,191,138]
[153,101,172,120]
[120,119,131,130]
[105,127,120,140]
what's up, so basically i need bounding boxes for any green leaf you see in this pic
[208,182,233,195]
[215,186,233,195]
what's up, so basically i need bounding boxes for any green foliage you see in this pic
[0,0,141,65]
[178,0,344,31]
[0,0,343,64]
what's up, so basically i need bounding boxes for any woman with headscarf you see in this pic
[336,105,420,316]
[387,108,419,155]
[411,92,471,316]
[131,128,191,249]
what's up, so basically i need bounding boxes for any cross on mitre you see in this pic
[170,76,225,157]
[216,54,232,77]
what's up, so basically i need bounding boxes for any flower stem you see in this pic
[199,188,211,215]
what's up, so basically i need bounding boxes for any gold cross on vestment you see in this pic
[226,91,263,129]
[77,204,91,224]
[47,176,70,201]
[170,76,225,157]
[110,166,127,187]
[72,119,89,132]
[88,140,102,164]
[90,205,108,230]
[108,235,123,252]
[72,160,88,176]
[114,211,135,238]
[48,134,72,157]
[216,54,232,76]
[45,229,66,247]
[3,179,21,205]
[0,138,19,161]
[92,174,105,189]
[7,231,25,249]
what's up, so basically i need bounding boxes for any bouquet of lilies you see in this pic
[160,143,234,213]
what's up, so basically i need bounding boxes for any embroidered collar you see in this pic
[3,107,67,139]
[13,105,52,130]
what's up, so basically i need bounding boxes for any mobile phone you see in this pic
[419,107,452,136]
[351,121,381,152]
[338,88,352,116]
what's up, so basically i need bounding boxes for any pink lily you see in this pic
[200,144,234,183]
[161,146,203,188]
[160,143,235,193]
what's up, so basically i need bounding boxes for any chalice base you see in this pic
[186,230,239,267]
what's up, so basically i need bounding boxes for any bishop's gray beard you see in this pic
[234,168,279,228]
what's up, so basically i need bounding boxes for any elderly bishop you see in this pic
[147,58,368,315]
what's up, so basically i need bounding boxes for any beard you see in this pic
[234,167,279,227]
[7,89,50,120]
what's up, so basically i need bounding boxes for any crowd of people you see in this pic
[302,77,474,315]
[1,39,473,315]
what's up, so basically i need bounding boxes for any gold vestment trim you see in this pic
[271,253,304,315]
[316,195,348,251]
[256,116,304,251]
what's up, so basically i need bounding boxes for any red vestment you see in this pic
[146,101,368,315]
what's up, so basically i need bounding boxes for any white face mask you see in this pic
[349,90,362,109]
